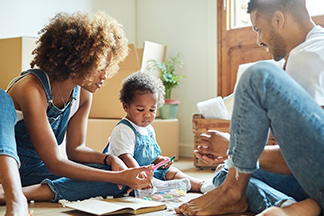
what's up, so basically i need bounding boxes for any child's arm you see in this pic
[119,153,140,168]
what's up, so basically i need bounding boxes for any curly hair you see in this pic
[30,11,129,82]
[120,71,165,108]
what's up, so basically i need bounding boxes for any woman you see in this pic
[1,11,152,203]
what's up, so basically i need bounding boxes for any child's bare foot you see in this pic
[257,198,321,216]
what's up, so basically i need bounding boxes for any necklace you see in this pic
[56,83,67,107]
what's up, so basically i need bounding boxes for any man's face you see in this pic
[250,10,287,61]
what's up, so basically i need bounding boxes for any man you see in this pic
[175,0,324,215]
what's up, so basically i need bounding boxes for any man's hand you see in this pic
[195,130,230,164]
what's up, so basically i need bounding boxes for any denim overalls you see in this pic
[103,119,170,180]
[12,69,126,202]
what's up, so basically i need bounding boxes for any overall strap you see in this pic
[117,119,138,135]
[21,69,54,104]
[146,124,153,135]
[102,119,137,154]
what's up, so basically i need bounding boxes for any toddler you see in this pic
[103,71,204,192]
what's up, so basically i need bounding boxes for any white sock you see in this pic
[280,199,297,207]
[200,178,216,193]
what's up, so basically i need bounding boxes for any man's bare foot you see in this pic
[257,198,321,216]
[175,182,248,215]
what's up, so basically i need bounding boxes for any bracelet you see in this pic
[103,154,110,166]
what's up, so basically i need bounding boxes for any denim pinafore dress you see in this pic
[103,119,170,180]
[12,69,79,186]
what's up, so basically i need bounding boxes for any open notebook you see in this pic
[65,197,166,215]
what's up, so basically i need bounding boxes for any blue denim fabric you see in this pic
[252,169,308,202]
[16,69,77,185]
[41,163,127,201]
[15,69,124,202]
[213,168,295,213]
[0,89,20,165]
[224,61,324,211]
[103,119,169,180]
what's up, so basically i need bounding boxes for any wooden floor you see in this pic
[0,158,255,216]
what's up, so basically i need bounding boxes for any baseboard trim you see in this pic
[179,143,194,158]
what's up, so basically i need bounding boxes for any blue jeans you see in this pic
[213,168,296,213]
[216,62,324,213]
[0,89,20,165]
[40,163,128,202]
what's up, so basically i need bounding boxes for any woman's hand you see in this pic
[106,155,128,171]
[120,165,154,194]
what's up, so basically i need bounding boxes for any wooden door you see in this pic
[217,1,324,97]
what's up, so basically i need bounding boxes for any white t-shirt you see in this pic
[107,118,156,157]
[286,25,324,106]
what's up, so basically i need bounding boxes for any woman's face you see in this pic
[79,53,112,93]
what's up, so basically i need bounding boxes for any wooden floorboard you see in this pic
[0,195,255,216]
[0,158,255,215]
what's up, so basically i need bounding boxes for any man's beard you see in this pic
[269,29,287,61]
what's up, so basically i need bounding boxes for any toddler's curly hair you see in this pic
[120,71,165,108]
[30,11,129,83]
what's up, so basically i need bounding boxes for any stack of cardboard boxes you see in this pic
[0,37,37,90]
[0,37,179,159]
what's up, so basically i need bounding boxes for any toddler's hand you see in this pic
[154,156,171,170]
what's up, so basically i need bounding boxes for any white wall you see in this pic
[137,0,217,157]
[0,0,218,157]
[91,0,137,44]
[0,0,137,42]
[0,0,92,39]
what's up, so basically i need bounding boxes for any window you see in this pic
[231,0,324,29]
[307,0,324,17]
[217,0,324,97]
[231,0,251,28]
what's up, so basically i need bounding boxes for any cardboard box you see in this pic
[151,118,179,159]
[86,118,179,159]
[89,44,141,118]
[0,37,37,89]
[192,114,276,169]
[140,41,167,77]
[89,41,167,119]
